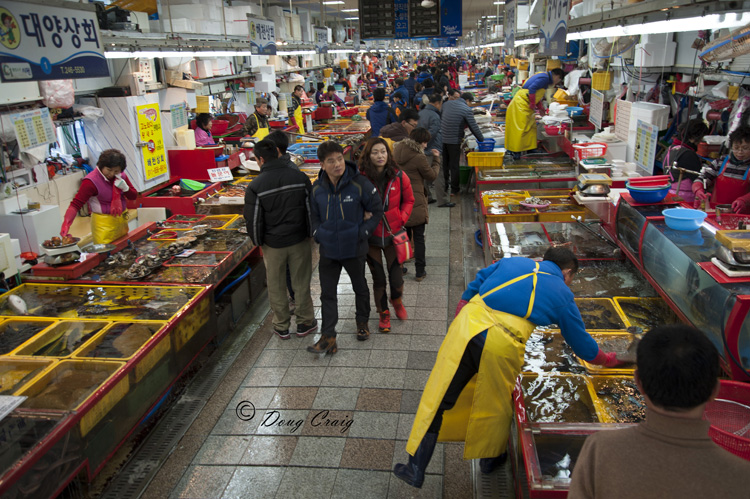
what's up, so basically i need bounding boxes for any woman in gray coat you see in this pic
[394,128,440,281]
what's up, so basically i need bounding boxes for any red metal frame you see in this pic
[132,177,223,215]
[164,251,232,267]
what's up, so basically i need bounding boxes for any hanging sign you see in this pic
[314,27,328,54]
[394,0,408,39]
[589,89,604,129]
[0,1,108,82]
[247,17,276,55]
[170,102,188,130]
[540,0,568,56]
[635,119,658,174]
[135,103,168,180]
[11,108,56,152]
[614,99,632,142]
[440,0,462,37]
[431,38,457,48]
[504,0,516,50]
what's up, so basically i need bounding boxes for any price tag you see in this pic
[207,167,233,182]
[176,250,196,258]
[589,89,604,129]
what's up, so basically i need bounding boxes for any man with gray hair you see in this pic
[242,97,270,139]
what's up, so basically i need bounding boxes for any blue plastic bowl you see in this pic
[477,139,496,152]
[626,183,671,203]
[566,106,584,117]
[662,208,707,231]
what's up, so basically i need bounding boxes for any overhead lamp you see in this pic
[515,37,540,45]
[345,17,359,20]
[341,8,358,12]
[104,50,250,59]
[421,0,436,7]
[322,1,344,4]
[277,50,317,55]
[494,1,505,4]
[566,12,750,40]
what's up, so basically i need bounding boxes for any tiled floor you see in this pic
[167,205,473,498]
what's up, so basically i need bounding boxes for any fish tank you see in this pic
[517,374,601,424]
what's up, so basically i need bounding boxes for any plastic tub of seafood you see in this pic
[164,252,232,267]
[75,322,170,383]
[571,298,628,331]
[536,204,590,222]
[16,359,128,436]
[522,329,586,375]
[516,374,604,424]
[198,215,238,229]
[0,358,55,395]
[590,376,646,423]
[578,332,638,376]
[11,321,110,358]
[0,319,57,355]
[613,297,679,332]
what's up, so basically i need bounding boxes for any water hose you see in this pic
[474,230,483,248]
[215,266,251,300]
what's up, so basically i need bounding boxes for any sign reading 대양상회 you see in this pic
[136,103,168,181]
[247,17,276,55]
[0,0,108,82]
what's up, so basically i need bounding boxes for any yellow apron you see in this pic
[91,211,129,244]
[505,88,546,153]
[406,264,548,460]
[294,104,305,135]
[252,114,269,140]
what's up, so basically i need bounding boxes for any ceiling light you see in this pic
[322,1,344,4]
[104,50,251,59]
[494,1,505,4]
[277,50,317,55]
[345,17,359,20]
[567,12,750,40]
[421,0,436,7]
[515,37,540,45]
[341,8,358,12]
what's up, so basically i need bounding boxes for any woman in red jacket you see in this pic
[360,138,415,333]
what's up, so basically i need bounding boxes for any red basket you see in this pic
[339,107,359,117]
[704,380,750,461]
[572,142,608,159]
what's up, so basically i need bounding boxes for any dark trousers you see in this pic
[443,143,462,194]
[406,224,426,275]
[427,335,485,434]
[319,254,370,337]
[366,244,403,313]
[286,264,294,301]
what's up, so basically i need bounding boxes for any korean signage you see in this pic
[314,27,328,54]
[589,89,604,129]
[635,119,658,174]
[11,108,56,152]
[135,103,167,180]
[505,0,516,50]
[207,167,233,182]
[440,0,462,37]
[247,17,276,55]
[540,0,568,56]
[170,102,188,130]
[394,0,408,39]
[431,38,457,48]
[0,1,108,82]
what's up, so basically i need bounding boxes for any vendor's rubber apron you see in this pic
[407,263,548,460]
[252,114,270,140]
[294,104,305,135]
[712,156,750,207]
[505,87,545,153]
[91,211,129,244]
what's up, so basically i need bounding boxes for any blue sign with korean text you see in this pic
[431,38,456,48]
[440,0,462,37]
[0,1,108,82]
[247,17,276,55]
[540,0,568,56]
[505,0,516,49]
[394,0,408,39]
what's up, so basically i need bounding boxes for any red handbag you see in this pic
[383,217,414,264]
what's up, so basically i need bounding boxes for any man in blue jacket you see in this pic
[390,78,410,110]
[366,87,396,137]
[403,72,417,107]
[308,141,384,354]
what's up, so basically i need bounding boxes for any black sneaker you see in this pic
[415,272,427,282]
[296,319,318,337]
[357,322,370,341]
[480,453,508,474]
[274,329,291,340]
[402,266,408,275]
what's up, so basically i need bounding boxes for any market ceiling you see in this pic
[265,0,510,34]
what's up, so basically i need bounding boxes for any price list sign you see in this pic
[135,103,167,180]
[589,89,604,129]
[540,0,568,56]
[11,108,56,151]
[635,119,658,174]
[170,102,188,130]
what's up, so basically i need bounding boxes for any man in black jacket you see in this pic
[244,139,317,340]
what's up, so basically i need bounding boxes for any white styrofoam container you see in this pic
[256,65,275,74]
[0,194,28,215]
[162,19,194,33]
[192,60,213,79]
[287,13,301,41]
[629,102,670,131]
[254,81,275,93]
[634,41,676,67]
[197,21,222,35]
[0,234,18,276]
[604,141,627,162]
[213,58,233,76]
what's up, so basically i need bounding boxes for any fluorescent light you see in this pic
[515,37,540,45]
[345,17,359,20]
[567,12,750,40]
[104,50,250,59]
[322,1,344,4]
[277,50,317,55]
[341,8,358,12]
[494,1,505,4]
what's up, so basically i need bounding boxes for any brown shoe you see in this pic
[307,335,337,354]
[357,322,370,341]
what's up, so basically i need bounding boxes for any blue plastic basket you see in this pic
[288,143,322,159]
[477,139,496,152]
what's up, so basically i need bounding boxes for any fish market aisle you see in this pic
[141,203,474,499]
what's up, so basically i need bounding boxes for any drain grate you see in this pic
[473,458,515,499]
[99,297,269,499]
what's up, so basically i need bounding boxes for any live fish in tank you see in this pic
[8,295,28,315]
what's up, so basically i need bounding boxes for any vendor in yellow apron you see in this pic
[242,97,271,139]
[291,86,306,135]
[505,87,546,153]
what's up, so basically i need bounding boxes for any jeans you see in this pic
[406,224,426,276]
[443,143,462,194]
[319,254,370,337]
[366,244,404,313]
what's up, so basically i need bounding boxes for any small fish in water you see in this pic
[8,295,28,315]
[143,301,178,310]
[64,325,84,352]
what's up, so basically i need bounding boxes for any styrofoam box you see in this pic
[254,81,275,93]
[162,19,194,33]
[0,194,28,214]
[629,102,670,131]
[223,8,235,22]
[192,60,213,79]
[197,21,223,35]
[256,65,275,74]
[258,73,276,83]
[634,41,676,67]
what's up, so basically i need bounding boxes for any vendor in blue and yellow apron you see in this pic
[393,247,620,489]
[505,68,565,156]
[60,149,137,244]
[693,125,750,213]
[242,97,270,140]
[291,85,306,135]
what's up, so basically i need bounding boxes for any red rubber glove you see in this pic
[732,192,750,213]
[590,350,620,368]
[60,222,71,238]
[692,182,709,209]
[455,299,469,317]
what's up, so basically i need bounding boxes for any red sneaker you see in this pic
[379,310,391,332]
[391,298,408,320]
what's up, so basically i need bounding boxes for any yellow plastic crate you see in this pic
[590,375,645,424]
[504,55,512,64]
[592,71,612,91]
[172,292,211,351]
[201,214,238,229]
[467,152,506,170]
[573,298,628,331]
[11,321,110,358]
[613,297,679,331]
[729,85,740,101]
[546,59,562,70]
[16,359,128,437]
[578,332,637,376]
[481,190,530,208]
[536,204,590,222]
[519,373,608,423]
[517,60,530,70]
[0,357,55,395]
[0,319,57,354]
